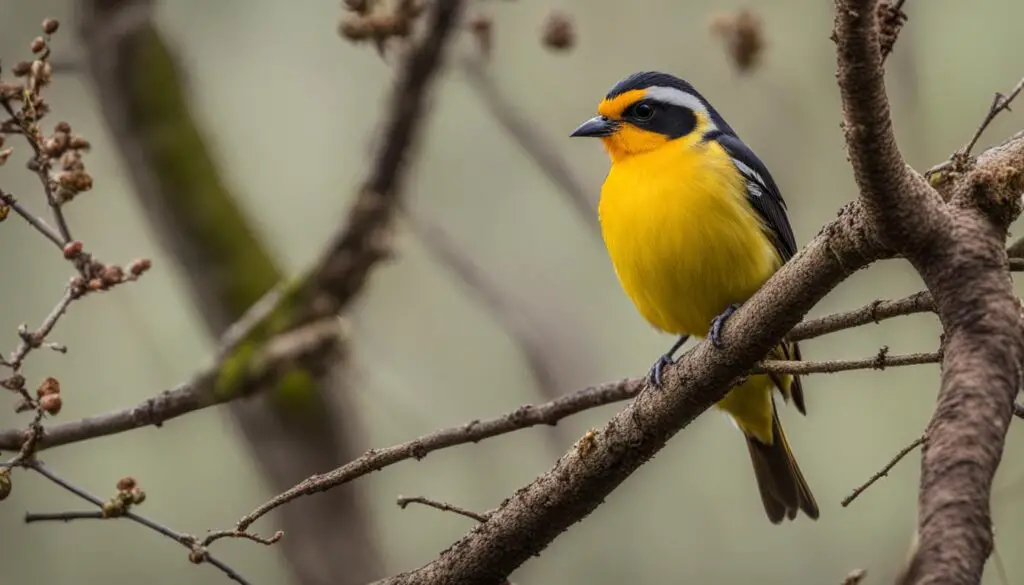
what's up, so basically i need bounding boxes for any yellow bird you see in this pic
[571,71,818,523]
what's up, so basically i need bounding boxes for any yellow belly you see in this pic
[598,141,780,337]
[598,140,784,443]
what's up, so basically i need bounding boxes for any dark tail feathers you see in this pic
[744,399,819,523]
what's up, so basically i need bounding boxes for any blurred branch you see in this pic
[459,56,599,236]
[841,433,927,507]
[396,495,490,522]
[24,461,252,585]
[74,0,477,577]
[842,569,868,585]
[0,319,344,451]
[405,211,572,448]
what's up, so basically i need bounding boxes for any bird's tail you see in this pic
[744,396,819,523]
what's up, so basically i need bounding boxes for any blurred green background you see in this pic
[1,0,1022,584]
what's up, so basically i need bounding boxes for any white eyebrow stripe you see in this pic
[644,86,718,132]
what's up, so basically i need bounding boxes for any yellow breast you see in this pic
[598,139,780,337]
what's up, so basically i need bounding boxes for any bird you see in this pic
[570,71,818,523]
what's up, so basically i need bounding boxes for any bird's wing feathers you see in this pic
[712,132,798,262]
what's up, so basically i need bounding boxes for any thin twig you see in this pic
[756,349,940,375]
[789,291,933,342]
[0,189,65,248]
[396,495,490,522]
[841,569,868,585]
[0,292,949,452]
[25,510,104,522]
[960,76,1024,159]
[26,461,252,585]
[204,377,645,544]
[460,56,599,236]
[6,287,76,370]
[0,319,343,451]
[841,434,927,507]
[0,97,72,243]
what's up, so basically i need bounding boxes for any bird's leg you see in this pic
[647,335,690,388]
[709,303,741,349]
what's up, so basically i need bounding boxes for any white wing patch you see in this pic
[731,158,769,197]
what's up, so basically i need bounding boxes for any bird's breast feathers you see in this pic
[598,140,780,336]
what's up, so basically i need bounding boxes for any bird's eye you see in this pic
[631,102,656,121]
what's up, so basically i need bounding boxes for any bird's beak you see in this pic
[570,116,616,138]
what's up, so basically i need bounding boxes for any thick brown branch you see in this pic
[364,204,884,584]
[834,0,943,253]
[205,376,645,543]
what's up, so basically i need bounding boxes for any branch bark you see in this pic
[834,2,1024,585]
[368,201,886,584]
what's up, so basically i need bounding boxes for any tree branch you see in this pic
[362,203,886,584]
[836,3,1024,585]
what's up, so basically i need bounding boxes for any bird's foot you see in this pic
[647,353,674,388]
[709,304,741,349]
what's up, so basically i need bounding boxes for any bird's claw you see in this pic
[647,353,674,388]
[709,304,740,349]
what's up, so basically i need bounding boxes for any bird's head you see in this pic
[570,71,734,162]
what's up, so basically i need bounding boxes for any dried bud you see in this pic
[116,476,137,491]
[30,37,47,54]
[101,499,120,518]
[54,121,71,133]
[338,18,372,41]
[709,9,765,73]
[43,137,63,157]
[1,374,26,391]
[130,488,146,505]
[101,265,124,285]
[12,61,31,77]
[42,18,60,35]
[87,278,104,291]
[63,240,84,259]
[541,11,574,51]
[69,136,90,150]
[129,258,152,276]
[60,150,83,171]
[468,14,493,57]
[36,376,60,397]
[30,60,49,81]
[39,393,62,415]
[0,148,12,166]
[343,0,370,13]
[189,549,207,564]
[0,469,11,501]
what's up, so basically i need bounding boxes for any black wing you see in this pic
[710,132,798,262]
